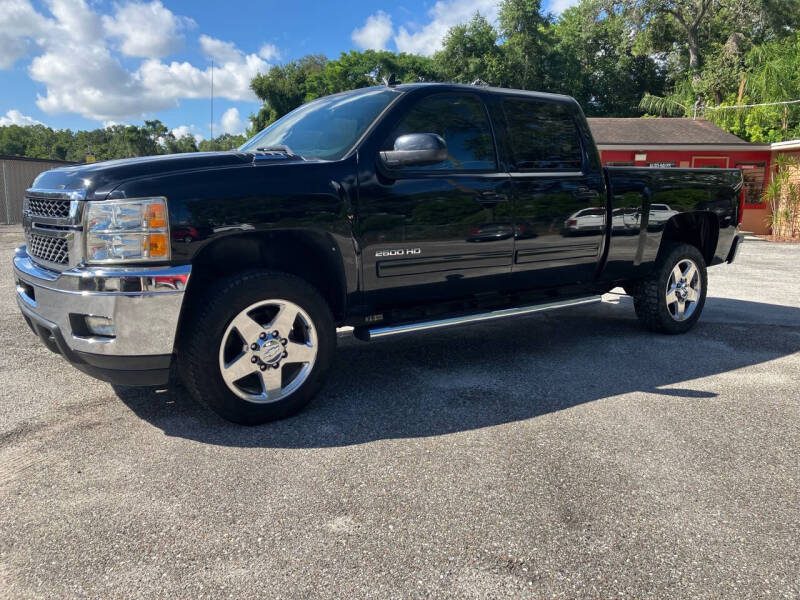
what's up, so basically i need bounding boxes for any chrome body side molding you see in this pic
[353,295,602,341]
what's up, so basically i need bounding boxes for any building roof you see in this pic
[587,118,750,146]
[0,154,74,164]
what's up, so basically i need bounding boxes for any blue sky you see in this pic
[0,0,571,140]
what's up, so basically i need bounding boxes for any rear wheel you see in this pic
[179,271,336,424]
[631,242,707,334]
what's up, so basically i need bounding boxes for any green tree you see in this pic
[434,13,505,85]
[197,133,247,151]
[249,54,328,122]
[554,0,666,115]
[0,125,29,157]
[164,133,199,154]
[249,50,440,131]
[641,31,800,142]
[611,0,798,85]
[314,50,438,95]
[498,0,553,90]
[0,120,226,161]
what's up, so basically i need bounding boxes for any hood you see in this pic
[30,151,293,200]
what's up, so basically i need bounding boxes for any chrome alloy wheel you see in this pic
[665,258,701,321]
[218,299,318,404]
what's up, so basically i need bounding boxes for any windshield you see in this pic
[239,88,401,160]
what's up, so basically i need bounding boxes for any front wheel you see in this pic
[179,271,336,424]
[631,242,708,334]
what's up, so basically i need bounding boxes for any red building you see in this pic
[587,118,773,234]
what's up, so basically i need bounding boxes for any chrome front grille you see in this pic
[26,197,71,219]
[27,232,69,265]
[23,188,86,271]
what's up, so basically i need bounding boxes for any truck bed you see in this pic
[601,166,742,281]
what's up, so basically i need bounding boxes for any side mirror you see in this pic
[379,133,447,168]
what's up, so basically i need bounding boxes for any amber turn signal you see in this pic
[148,202,166,229]
[149,233,169,258]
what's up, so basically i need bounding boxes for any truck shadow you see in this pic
[114,296,800,448]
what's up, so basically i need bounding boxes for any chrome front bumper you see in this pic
[13,246,191,385]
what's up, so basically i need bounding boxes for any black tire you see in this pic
[621,282,639,297]
[631,242,708,334]
[178,271,336,425]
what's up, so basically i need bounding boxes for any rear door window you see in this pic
[501,98,583,171]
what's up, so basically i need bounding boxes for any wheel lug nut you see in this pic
[259,332,267,340]
[251,356,258,364]
[272,363,280,369]
[272,330,280,338]
[282,350,288,358]
[280,338,287,346]
[259,364,267,371]
[251,343,259,351]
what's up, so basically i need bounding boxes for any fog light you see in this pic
[85,315,116,337]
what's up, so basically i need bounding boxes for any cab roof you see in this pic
[335,82,578,105]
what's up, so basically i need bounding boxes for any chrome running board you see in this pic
[353,295,602,341]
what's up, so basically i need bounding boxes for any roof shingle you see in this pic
[587,118,749,145]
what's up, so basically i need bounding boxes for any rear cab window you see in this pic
[500,97,584,172]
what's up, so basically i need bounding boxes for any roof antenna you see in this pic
[210,59,214,139]
[382,73,398,87]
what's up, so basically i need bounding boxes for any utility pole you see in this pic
[210,60,214,140]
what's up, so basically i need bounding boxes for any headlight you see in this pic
[84,197,170,263]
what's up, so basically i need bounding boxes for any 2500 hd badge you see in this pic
[375,248,422,257]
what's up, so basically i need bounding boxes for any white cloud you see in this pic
[548,0,580,13]
[351,11,393,51]
[0,0,277,122]
[199,34,243,64]
[49,0,103,43]
[394,0,500,56]
[258,43,280,61]
[0,36,30,69]
[0,109,43,126]
[103,1,195,59]
[220,107,244,135]
[171,125,204,144]
[130,34,272,105]
[137,46,269,104]
[353,1,500,57]
[0,0,54,68]
[31,38,172,120]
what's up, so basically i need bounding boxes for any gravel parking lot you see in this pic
[1,225,798,599]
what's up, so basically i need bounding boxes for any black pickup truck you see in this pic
[13,83,743,424]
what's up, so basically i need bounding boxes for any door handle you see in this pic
[574,187,600,201]
[477,191,508,204]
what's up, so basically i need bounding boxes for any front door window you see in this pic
[383,94,496,172]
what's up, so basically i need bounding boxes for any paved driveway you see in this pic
[1,226,798,598]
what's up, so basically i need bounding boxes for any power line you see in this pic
[705,98,800,110]
[646,94,800,118]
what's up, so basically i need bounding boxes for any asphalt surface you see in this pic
[1,225,798,599]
